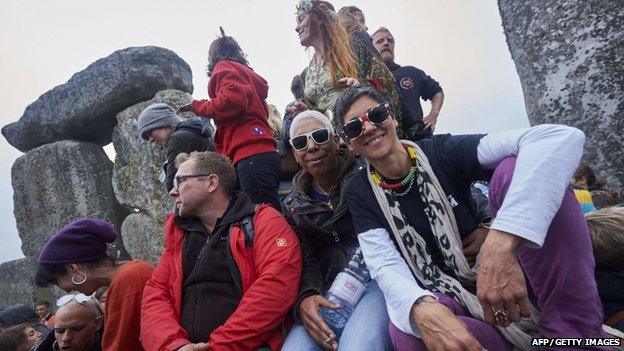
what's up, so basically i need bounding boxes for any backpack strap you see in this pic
[239,204,260,248]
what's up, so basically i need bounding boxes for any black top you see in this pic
[179,193,255,343]
[387,62,442,134]
[282,150,366,320]
[165,118,215,191]
[345,134,488,256]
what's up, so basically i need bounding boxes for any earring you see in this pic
[71,272,87,285]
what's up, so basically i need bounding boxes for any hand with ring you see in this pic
[299,295,339,350]
[477,229,532,327]
[491,307,508,326]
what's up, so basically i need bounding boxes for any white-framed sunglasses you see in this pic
[289,127,333,151]
[56,294,91,307]
[56,294,103,315]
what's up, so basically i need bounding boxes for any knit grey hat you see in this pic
[138,103,182,140]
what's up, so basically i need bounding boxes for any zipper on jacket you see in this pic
[331,231,339,243]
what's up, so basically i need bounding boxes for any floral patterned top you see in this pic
[301,39,404,137]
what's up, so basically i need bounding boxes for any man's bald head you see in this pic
[55,299,99,321]
[54,299,102,351]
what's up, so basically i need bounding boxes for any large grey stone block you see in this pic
[499,0,624,191]
[2,46,193,152]
[12,140,128,258]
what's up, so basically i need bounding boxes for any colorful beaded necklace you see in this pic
[371,144,417,193]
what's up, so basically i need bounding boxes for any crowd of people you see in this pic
[1,1,623,350]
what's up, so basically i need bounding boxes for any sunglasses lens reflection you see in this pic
[369,106,389,124]
[343,119,364,139]
[311,129,329,144]
[291,135,308,150]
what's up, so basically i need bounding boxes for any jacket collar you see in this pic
[173,191,255,234]
[291,146,355,198]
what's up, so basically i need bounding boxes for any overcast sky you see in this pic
[0,0,529,263]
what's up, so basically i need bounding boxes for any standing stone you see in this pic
[112,89,203,261]
[498,0,624,191]
[12,140,128,258]
[112,89,195,218]
[2,46,193,152]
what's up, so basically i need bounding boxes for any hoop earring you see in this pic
[71,272,87,285]
[53,340,60,351]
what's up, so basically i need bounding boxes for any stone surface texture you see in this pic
[0,258,63,309]
[499,0,624,191]
[12,140,128,258]
[112,89,204,262]
[120,213,165,265]
[2,46,193,152]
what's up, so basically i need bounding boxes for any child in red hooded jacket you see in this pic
[188,31,281,210]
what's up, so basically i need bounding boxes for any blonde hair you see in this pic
[371,26,392,40]
[303,0,359,87]
[585,206,624,271]
[175,151,237,195]
[337,6,366,34]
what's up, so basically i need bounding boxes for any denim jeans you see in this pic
[235,151,281,210]
[282,281,392,351]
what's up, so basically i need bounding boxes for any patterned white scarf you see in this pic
[367,140,539,350]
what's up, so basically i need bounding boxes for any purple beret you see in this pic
[37,219,117,264]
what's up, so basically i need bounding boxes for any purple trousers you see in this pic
[390,157,607,351]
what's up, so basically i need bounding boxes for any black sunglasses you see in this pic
[290,128,332,151]
[339,102,391,141]
[173,174,210,190]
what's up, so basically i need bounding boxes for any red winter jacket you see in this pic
[140,205,301,351]
[191,60,277,165]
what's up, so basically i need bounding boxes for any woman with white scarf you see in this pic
[332,85,611,351]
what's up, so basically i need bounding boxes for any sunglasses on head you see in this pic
[290,127,332,151]
[57,294,91,307]
[339,102,391,141]
[56,294,103,315]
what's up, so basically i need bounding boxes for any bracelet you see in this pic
[414,294,437,307]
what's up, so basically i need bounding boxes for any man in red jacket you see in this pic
[140,151,302,351]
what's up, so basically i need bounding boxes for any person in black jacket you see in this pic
[281,110,391,351]
[138,103,215,191]
[372,27,444,141]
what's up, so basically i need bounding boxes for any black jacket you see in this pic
[387,62,442,137]
[179,192,255,342]
[282,149,365,320]
[165,118,215,191]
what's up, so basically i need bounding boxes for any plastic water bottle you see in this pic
[319,247,371,337]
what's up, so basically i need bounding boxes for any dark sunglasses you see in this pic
[290,128,332,151]
[339,102,391,141]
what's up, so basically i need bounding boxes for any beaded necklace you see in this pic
[371,144,417,196]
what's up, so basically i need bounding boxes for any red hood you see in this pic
[214,60,268,100]
[247,66,268,100]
